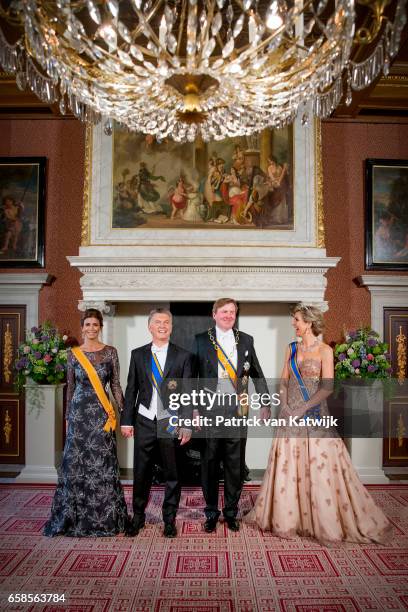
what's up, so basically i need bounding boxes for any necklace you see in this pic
[208,327,239,351]
[299,338,320,353]
[208,328,239,378]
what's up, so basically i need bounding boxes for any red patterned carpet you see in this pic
[0,484,407,611]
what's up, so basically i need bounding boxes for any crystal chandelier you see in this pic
[0,0,406,142]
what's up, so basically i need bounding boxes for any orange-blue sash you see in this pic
[288,341,320,418]
[217,344,237,388]
[72,347,116,432]
[151,352,164,394]
[151,352,176,434]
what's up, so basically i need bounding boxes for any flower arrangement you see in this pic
[334,327,392,380]
[14,322,68,390]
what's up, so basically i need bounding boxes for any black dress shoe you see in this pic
[204,517,218,533]
[163,522,177,538]
[225,518,240,532]
[125,518,145,537]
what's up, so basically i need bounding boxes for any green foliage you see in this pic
[14,322,68,391]
[334,327,392,380]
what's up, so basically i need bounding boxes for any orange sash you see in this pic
[72,347,116,432]
[217,345,237,387]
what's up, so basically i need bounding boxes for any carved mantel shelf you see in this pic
[0,273,50,330]
[67,249,340,304]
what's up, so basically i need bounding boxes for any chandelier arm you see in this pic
[354,0,391,45]
[177,0,188,56]
[186,0,198,67]
[226,27,293,69]
[244,39,348,85]
[315,0,401,104]
[349,0,405,90]
[133,3,176,64]
[196,0,216,64]
[124,0,168,51]
[215,31,224,54]
[223,0,317,66]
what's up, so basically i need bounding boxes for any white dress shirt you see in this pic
[138,343,169,421]
[215,326,237,379]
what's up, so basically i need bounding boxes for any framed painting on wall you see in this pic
[112,127,293,231]
[0,157,46,268]
[84,117,321,249]
[365,159,408,270]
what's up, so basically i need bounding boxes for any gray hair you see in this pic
[148,308,173,325]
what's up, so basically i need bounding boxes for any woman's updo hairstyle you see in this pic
[80,308,103,328]
[291,303,324,337]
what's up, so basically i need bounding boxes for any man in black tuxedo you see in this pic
[121,308,192,538]
[193,298,270,533]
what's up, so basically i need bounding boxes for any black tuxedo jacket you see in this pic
[193,327,270,398]
[121,342,193,426]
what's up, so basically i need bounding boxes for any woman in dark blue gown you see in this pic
[44,309,129,537]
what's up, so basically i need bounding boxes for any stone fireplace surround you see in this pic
[67,246,349,477]
[68,246,339,314]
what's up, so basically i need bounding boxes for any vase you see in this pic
[343,380,388,484]
[17,380,65,483]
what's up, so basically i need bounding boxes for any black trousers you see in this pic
[132,414,181,524]
[201,435,246,520]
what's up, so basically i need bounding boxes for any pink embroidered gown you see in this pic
[244,356,392,544]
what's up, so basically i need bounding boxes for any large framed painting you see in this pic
[112,128,293,230]
[0,157,46,268]
[365,159,408,271]
[84,117,321,248]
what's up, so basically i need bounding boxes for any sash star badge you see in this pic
[243,361,250,372]
[241,375,248,386]
[167,379,178,390]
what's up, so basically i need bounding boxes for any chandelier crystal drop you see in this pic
[0,0,406,142]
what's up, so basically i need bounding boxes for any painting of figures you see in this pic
[0,157,45,267]
[365,159,408,270]
[112,128,293,230]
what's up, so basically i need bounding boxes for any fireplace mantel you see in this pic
[68,247,339,305]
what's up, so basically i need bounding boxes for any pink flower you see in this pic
[23,346,30,354]
[32,338,39,345]
[367,354,374,361]
[355,368,360,374]
[43,354,52,364]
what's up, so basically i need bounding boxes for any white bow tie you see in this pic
[152,346,167,353]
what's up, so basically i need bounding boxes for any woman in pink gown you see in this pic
[244,303,392,545]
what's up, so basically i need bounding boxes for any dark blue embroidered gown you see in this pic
[43,346,129,537]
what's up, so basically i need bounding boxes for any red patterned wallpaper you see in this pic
[322,121,408,344]
[0,119,85,340]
